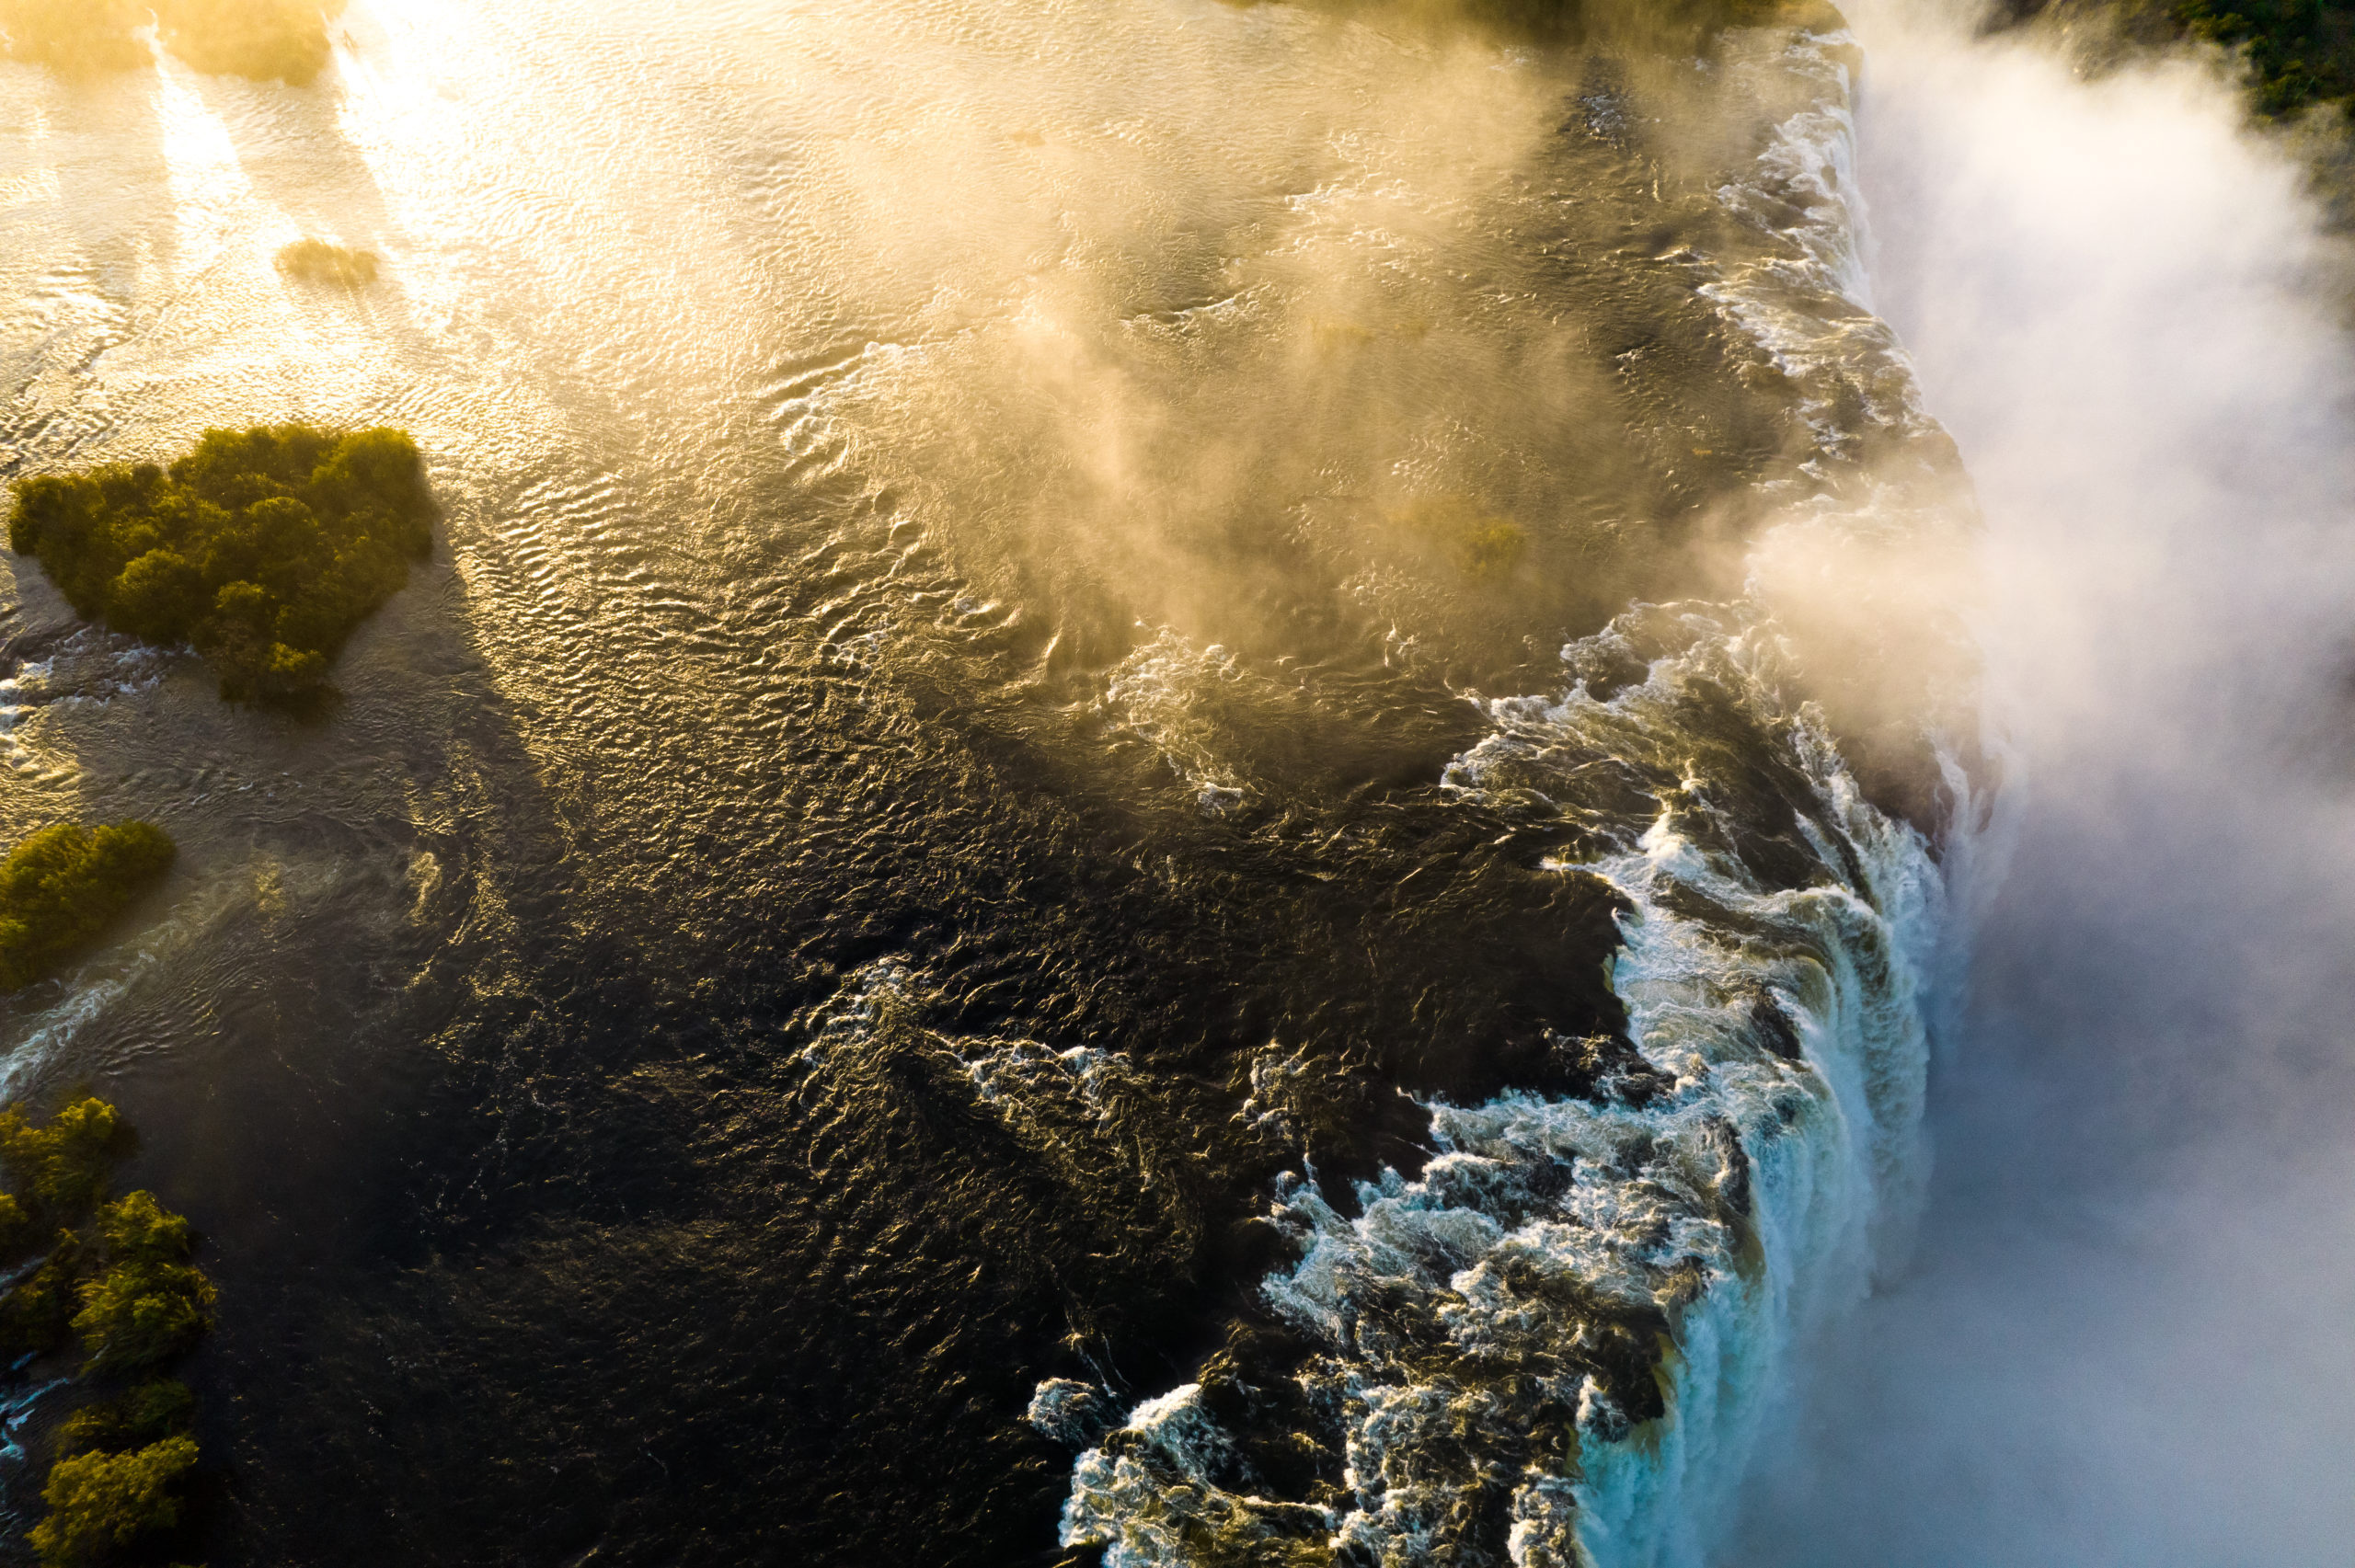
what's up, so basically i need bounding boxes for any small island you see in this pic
[0,823,174,992]
[0,0,148,75]
[0,1097,215,1568]
[274,238,379,289]
[155,0,344,86]
[9,423,437,702]
[0,0,344,84]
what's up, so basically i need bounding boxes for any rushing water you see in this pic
[0,1,1993,1562]
[1740,7,2355,1563]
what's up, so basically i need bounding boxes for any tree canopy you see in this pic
[0,0,347,85]
[29,1437,199,1567]
[156,0,345,86]
[2175,0,2355,117]
[0,824,174,992]
[0,0,148,75]
[0,1098,216,1566]
[10,424,435,702]
[276,238,380,289]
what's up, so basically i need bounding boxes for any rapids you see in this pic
[1740,5,2355,1562]
[0,0,2100,1562]
[1051,24,1984,1565]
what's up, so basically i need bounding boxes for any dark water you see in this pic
[0,3,1962,1562]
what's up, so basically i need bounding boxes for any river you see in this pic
[3,0,2301,1562]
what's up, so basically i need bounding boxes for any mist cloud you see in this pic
[1739,6,2355,1563]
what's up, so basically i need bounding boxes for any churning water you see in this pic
[5,0,2326,1562]
[1737,6,2355,1563]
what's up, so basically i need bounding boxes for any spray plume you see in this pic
[1740,4,2355,1562]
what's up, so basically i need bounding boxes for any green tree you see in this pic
[276,239,379,288]
[0,1101,214,1564]
[0,0,151,74]
[57,1379,196,1458]
[155,0,346,84]
[73,1191,217,1374]
[0,824,175,991]
[0,1097,135,1214]
[29,1436,199,1567]
[10,424,435,702]
[2180,0,2350,114]
[0,1230,86,1358]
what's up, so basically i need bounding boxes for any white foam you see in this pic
[1050,24,1984,1565]
[1097,628,1258,816]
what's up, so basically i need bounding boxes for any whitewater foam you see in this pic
[1056,604,1959,1567]
[1042,21,1987,1566]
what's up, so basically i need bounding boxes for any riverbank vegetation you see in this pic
[1995,0,2355,119]
[0,824,174,992]
[275,239,378,289]
[0,1097,214,1566]
[2173,0,2355,117]
[1390,495,1530,580]
[10,423,436,702]
[1305,0,1831,51]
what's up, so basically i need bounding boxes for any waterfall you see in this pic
[1050,22,1992,1564]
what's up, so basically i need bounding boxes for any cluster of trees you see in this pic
[2172,0,2355,117]
[0,1097,214,1567]
[154,0,342,85]
[274,238,378,289]
[10,424,436,702]
[1993,0,2355,119]
[0,0,346,85]
[0,823,174,992]
[0,0,147,74]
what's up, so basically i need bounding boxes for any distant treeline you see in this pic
[1996,0,2355,119]
[10,424,435,703]
[2173,0,2355,115]
[0,0,347,86]
[1355,0,1830,47]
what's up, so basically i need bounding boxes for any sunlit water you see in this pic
[0,2,1981,1562]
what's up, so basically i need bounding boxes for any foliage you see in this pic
[0,826,174,993]
[1460,519,1530,578]
[0,1095,139,1356]
[2175,0,2355,116]
[0,1189,31,1258]
[10,423,436,701]
[1297,0,1812,50]
[0,1230,86,1358]
[73,1192,216,1374]
[275,238,379,288]
[155,0,346,86]
[57,1379,194,1458]
[0,0,151,74]
[0,1100,213,1565]
[0,1097,136,1215]
[29,1436,197,1567]
[0,0,356,86]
